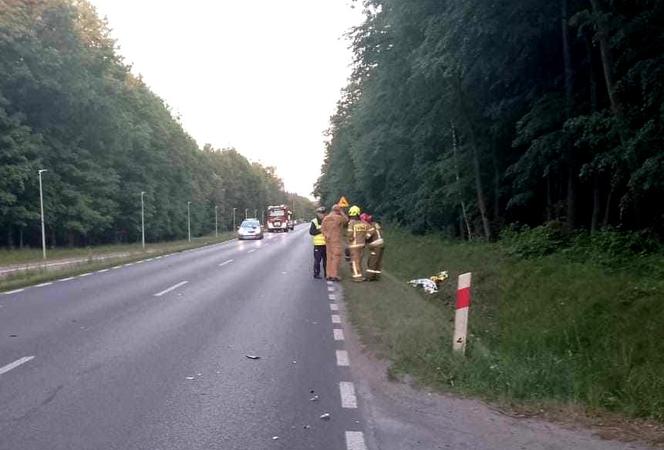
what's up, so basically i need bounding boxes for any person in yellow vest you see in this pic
[347,205,369,282]
[309,206,327,279]
[363,213,384,281]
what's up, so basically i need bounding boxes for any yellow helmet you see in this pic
[349,205,361,216]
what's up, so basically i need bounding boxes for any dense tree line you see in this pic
[316,0,664,239]
[0,0,312,248]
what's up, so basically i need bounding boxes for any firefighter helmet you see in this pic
[349,205,361,216]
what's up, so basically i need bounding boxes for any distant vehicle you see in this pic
[237,219,263,240]
[266,205,292,232]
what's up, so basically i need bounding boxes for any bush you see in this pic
[500,221,570,258]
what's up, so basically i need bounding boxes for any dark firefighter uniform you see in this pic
[347,206,369,282]
[365,219,384,281]
[309,214,327,278]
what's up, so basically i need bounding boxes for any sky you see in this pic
[88,0,365,198]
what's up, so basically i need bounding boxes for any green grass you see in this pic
[0,232,235,292]
[342,228,664,423]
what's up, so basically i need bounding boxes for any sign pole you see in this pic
[453,272,472,354]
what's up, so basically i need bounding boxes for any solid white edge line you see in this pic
[339,381,358,408]
[59,276,75,281]
[345,431,367,450]
[78,273,91,277]
[330,303,339,311]
[36,282,53,287]
[3,288,25,295]
[154,281,188,297]
[333,328,345,341]
[331,315,341,324]
[0,356,35,375]
[336,350,350,367]
[219,259,234,267]
[97,269,109,273]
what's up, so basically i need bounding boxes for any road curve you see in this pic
[0,226,366,450]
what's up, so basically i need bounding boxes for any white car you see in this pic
[237,219,264,240]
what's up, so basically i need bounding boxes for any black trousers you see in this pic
[313,245,327,276]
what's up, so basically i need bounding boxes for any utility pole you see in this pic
[187,201,192,242]
[215,205,218,238]
[254,208,257,219]
[38,169,47,260]
[245,208,248,220]
[140,191,145,249]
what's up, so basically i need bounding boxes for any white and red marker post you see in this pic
[453,272,472,354]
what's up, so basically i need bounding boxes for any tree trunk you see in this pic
[451,121,473,241]
[562,0,576,229]
[591,175,601,233]
[491,144,501,222]
[19,228,24,249]
[454,84,492,240]
[546,174,553,221]
[602,184,614,227]
[7,227,13,249]
[567,166,576,228]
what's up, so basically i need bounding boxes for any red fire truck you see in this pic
[266,204,293,232]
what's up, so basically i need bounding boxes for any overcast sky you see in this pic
[89,0,364,198]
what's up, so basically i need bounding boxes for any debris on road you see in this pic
[310,395,319,402]
[272,436,279,441]
[408,271,449,294]
[185,376,195,380]
[245,355,261,360]
[303,425,311,430]
[319,413,331,421]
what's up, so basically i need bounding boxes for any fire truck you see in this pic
[266,204,293,232]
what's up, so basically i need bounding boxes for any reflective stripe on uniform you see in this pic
[366,269,382,274]
[312,219,326,246]
[348,243,365,249]
[368,239,384,248]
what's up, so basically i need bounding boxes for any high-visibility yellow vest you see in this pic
[312,218,326,246]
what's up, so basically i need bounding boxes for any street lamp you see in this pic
[38,169,47,260]
[140,191,145,249]
[232,207,237,230]
[187,201,192,242]
[214,205,218,238]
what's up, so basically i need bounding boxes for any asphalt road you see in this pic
[0,226,366,450]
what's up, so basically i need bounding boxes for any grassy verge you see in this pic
[0,232,235,292]
[342,228,664,429]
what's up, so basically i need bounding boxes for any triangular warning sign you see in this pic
[338,196,350,208]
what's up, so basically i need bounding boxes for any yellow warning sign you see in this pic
[338,196,349,208]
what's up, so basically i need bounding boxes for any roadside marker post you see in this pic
[453,272,472,354]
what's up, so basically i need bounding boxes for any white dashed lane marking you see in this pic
[345,431,367,450]
[154,281,188,297]
[219,260,234,267]
[329,294,337,301]
[336,350,350,367]
[0,356,35,376]
[248,249,256,254]
[331,315,341,324]
[333,328,345,341]
[339,382,358,408]
[330,304,339,311]
[327,286,335,293]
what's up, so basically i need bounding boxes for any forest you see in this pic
[0,0,312,248]
[315,0,664,239]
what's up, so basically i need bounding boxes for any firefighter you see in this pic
[347,205,369,282]
[321,204,349,281]
[309,206,327,279]
[363,213,384,281]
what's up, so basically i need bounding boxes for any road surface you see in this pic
[0,226,366,450]
[1,226,652,450]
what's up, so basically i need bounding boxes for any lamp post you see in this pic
[244,208,248,220]
[187,201,192,242]
[214,205,218,238]
[140,191,145,249]
[38,169,47,260]
[232,207,237,230]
